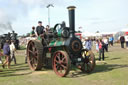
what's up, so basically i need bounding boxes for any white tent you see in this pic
[82,32,96,37]
[121,28,128,32]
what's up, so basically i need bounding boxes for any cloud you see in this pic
[11,0,75,7]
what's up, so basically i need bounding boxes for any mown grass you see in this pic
[0,44,128,85]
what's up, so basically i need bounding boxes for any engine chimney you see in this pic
[67,6,76,37]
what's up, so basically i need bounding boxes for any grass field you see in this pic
[0,44,128,85]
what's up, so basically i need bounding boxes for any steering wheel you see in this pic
[53,23,70,38]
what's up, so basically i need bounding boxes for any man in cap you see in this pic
[36,21,45,40]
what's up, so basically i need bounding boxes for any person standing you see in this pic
[82,38,86,49]
[36,21,45,40]
[2,40,11,69]
[125,34,128,49]
[109,36,114,46]
[0,48,4,71]
[0,48,3,64]
[111,36,114,46]
[45,25,50,33]
[95,39,99,52]
[98,39,105,61]
[120,36,125,48]
[10,40,17,64]
[103,37,109,52]
[85,38,92,50]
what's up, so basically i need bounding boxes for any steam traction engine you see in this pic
[0,31,19,49]
[27,6,96,77]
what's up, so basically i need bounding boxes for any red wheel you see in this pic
[27,40,43,71]
[81,50,96,73]
[52,51,71,77]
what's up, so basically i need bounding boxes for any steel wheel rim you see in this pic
[81,50,95,73]
[28,41,38,70]
[53,51,69,77]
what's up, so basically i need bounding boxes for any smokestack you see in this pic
[67,6,76,37]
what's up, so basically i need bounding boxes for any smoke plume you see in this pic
[0,22,13,31]
[0,0,75,34]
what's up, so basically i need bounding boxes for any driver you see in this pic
[61,21,66,28]
[36,21,45,40]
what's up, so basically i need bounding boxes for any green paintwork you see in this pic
[49,39,65,53]
[55,40,64,46]
[49,39,64,46]
[49,40,56,46]
[37,36,41,40]
[57,29,62,37]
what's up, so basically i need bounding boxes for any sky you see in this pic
[0,0,128,35]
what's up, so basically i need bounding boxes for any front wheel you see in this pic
[81,50,96,73]
[52,51,71,77]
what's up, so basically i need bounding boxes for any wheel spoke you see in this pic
[87,63,91,71]
[34,56,38,59]
[61,64,67,70]
[56,65,60,70]
[35,51,38,54]
[29,58,33,62]
[30,58,34,63]
[28,50,34,54]
[57,56,61,61]
[61,61,67,65]
[31,42,34,47]
[55,60,59,63]
[62,55,66,61]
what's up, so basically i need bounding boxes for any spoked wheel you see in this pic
[27,40,43,71]
[81,50,96,73]
[52,51,71,77]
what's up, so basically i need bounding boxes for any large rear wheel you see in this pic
[27,40,43,71]
[52,51,71,77]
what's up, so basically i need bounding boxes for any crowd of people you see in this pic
[0,40,17,69]
[29,21,50,39]
[83,36,114,61]
[82,33,128,62]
